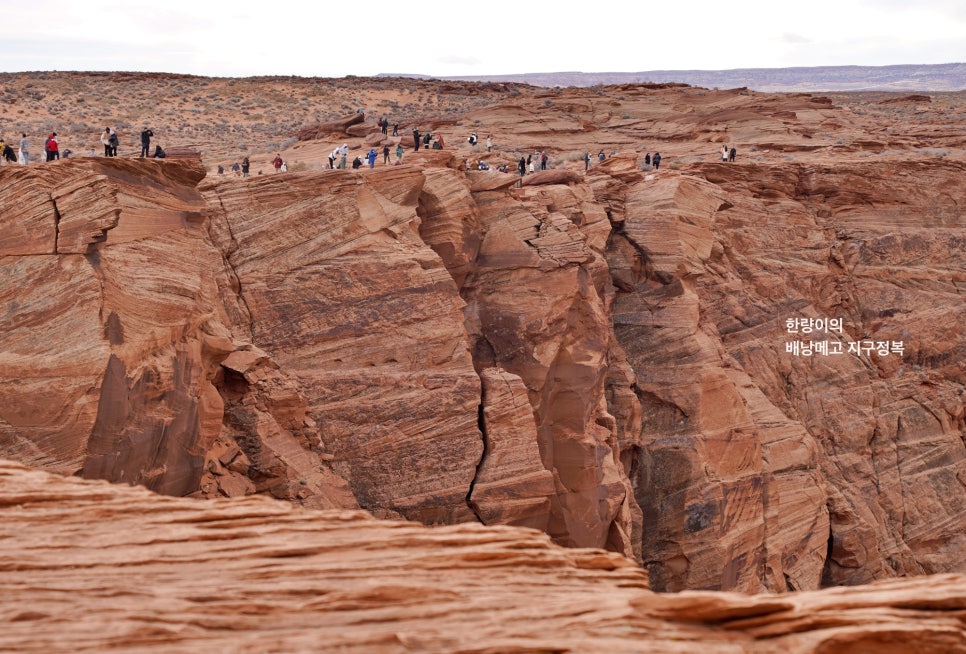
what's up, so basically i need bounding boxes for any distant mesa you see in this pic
[379,62,966,92]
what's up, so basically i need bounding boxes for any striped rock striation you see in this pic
[1,130,964,593]
[2,459,966,654]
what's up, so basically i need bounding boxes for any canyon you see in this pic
[0,73,964,649]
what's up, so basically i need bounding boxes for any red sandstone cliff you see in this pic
[1,86,964,594]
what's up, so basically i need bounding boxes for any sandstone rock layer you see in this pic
[2,460,966,654]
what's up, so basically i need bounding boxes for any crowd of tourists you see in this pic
[4,113,734,179]
[0,127,166,165]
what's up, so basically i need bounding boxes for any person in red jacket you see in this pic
[272,154,283,172]
[45,133,60,161]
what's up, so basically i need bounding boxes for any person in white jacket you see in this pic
[18,133,28,165]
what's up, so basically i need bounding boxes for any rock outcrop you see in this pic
[295,112,366,140]
[0,158,356,509]
[202,167,483,524]
[3,459,966,654]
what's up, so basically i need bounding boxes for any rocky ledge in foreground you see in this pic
[2,459,965,653]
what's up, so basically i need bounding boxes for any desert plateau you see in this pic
[1,71,965,652]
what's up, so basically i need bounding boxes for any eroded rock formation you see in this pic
[0,158,356,509]
[1,84,964,594]
[3,460,966,653]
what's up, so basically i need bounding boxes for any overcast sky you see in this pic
[3,0,965,78]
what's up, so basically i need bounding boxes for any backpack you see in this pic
[44,137,51,153]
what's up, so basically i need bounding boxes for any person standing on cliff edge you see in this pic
[19,133,29,165]
[140,128,154,158]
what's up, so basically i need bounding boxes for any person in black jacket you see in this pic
[140,128,154,157]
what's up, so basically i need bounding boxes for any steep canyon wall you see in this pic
[0,153,963,592]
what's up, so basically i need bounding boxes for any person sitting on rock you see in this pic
[468,133,478,146]
[153,145,166,158]
[352,156,363,169]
